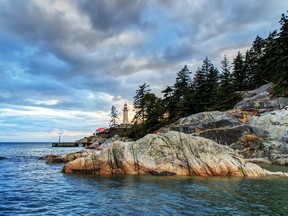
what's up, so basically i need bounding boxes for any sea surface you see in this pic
[0,142,288,216]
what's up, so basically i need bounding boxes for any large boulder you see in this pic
[158,98,288,164]
[86,137,107,149]
[234,83,288,111]
[169,111,242,133]
[248,108,288,165]
[249,108,288,142]
[46,150,93,164]
[39,154,60,160]
[76,135,106,145]
[161,111,254,146]
[95,134,133,150]
[62,132,287,177]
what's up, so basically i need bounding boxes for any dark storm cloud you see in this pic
[157,0,286,59]
[76,0,147,32]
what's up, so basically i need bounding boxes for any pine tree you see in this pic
[273,12,288,96]
[220,55,232,86]
[173,65,193,118]
[206,64,219,110]
[130,92,164,139]
[244,35,265,89]
[193,57,217,112]
[161,85,177,120]
[255,30,278,86]
[109,105,119,127]
[132,83,151,123]
[232,51,247,91]
[142,93,164,133]
[174,65,192,98]
[215,56,241,110]
[243,50,254,89]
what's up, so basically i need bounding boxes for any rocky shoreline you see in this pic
[42,84,288,177]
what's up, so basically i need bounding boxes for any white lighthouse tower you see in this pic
[122,103,129,124]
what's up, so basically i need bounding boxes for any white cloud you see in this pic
[218,46,250,63]
[27,99,59,105]
[0,104,111,141]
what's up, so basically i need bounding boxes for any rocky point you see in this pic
[62,132,287,177]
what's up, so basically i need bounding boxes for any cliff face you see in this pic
[160,84,288,165]
[161,111,251,146]
[248,109,288,165]
[62,132,287,177]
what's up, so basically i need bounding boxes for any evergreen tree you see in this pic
[129,92,164,139]
[243,50,254,89]
[220,55,232,85]
[273,13,288,96]
[179,90,196,117]
[133,83,151,123]
[161,85,177,120]
[174,65,192,98]
[253,12,288,95]
[255,30,278,86]
[232,51,247,91]
[244,35,265,89]
[215,56,241,110]
[109,105,119,127]
[206,64,219,110]
[173,65,193,118]
[142,93,164,133]
[193,57,217,112]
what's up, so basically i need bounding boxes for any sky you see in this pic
[0,0,287,142]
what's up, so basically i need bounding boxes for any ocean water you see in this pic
[0,142,288,216]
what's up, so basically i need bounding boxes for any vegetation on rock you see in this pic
[129,12,288,140]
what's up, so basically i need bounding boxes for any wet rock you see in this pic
[245,158,271,164]
[46,157,66,164]
[39,154,60,160]
[46,150,93,164]
[62,132,287,177]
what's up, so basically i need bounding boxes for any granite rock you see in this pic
[234,84,288,111]
[62,132,288,177]
[46,150,93,164]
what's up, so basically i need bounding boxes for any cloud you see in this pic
[26,99,59,106]
[0,104,110,141]
[76,0,147,32]
[0,0,287,141]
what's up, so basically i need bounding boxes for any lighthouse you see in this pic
[122,103,129,124]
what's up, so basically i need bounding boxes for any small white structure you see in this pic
[123,103,129,124]
[117,103,132,129]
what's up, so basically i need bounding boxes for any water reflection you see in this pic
[1,143,288,215]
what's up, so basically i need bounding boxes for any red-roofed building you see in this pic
[95,127,106,134]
